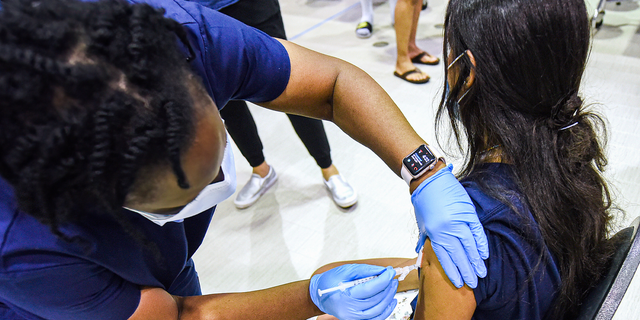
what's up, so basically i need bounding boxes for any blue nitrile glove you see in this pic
[310,264,398,320]
[412,164,489,289]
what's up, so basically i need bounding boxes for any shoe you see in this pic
[324,175,358,208]
[355,22,372,39]
[234,166,278,209]
[410,52,440,65]
[393,68,430,84]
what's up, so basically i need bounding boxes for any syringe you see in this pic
[317,249,424,297]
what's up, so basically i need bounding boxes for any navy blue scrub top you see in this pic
[466,164,561,320]
[0,1,290,319]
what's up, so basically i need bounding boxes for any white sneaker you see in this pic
[234,166,278,209]
[324,175,358,208]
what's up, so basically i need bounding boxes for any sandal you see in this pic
[410,52,440,65]
[355,22,372,39]
[393,68,430,84]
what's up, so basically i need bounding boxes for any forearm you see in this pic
[177,280,320,320]
[260,39,429,178]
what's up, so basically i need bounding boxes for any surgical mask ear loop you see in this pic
[447,50,471,104]
[457,83,469,104]
[447,50,469,70]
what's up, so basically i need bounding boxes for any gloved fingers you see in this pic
[349,266,396,299]
[353,279,398,319]
[458,226,487,278]
[339,264,388,282]
[431,242,463,288]
[366,297,398,320]
[470,219,490,260]
[445,236,478,289]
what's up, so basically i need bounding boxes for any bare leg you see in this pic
[321,164,339,181]
[407,0,439,65]
[252,161,270,178]
[394,0,429,82]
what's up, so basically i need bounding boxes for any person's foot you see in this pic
[355,21,373,39]
[324,174,358,208]
[234,166,278,209]
[410,51,440,65]
[394,68,430,84]
[394,62,430,84]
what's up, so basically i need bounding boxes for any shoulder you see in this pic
[0,206,140,319]
[460,164,521,223]
[461,165,561,319]
[132,0,290,107]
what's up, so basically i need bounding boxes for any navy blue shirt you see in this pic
[465,164,561,320]
[0,1,290,319]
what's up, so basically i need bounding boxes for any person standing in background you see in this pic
[191,0,358,209]
[392,0,439,84]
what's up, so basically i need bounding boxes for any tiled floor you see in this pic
[191,0,640,318]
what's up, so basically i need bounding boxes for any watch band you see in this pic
[401,144,445,186]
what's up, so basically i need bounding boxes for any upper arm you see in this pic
[258,39,345,120]
[414,239,477,320]
[128,287,180,320]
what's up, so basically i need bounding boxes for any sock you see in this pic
[360,0,373,24]
[389,0,397,25]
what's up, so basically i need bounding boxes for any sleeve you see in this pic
[0,259,141,320]
[135,0,291,109]
[472,227,518,308]
[472,217,559,320]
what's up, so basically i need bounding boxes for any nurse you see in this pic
[0,0,487,319]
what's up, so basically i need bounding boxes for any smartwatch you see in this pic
[400,144,445,186]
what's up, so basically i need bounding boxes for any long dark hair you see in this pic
[0,0,196,242]
[437,0,616,318]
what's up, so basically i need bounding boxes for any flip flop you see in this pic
[355,22,372,39]
[394,68,430,84]
[410,52,440,65]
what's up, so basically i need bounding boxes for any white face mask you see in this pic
[125,134,236,226]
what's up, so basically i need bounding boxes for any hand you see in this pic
[309,264,398,320]
[411,164,489,288]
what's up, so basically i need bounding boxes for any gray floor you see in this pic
[191,0,640,318]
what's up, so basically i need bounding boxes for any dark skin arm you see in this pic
[126,39,439,320]
[414,239,476,320]
[260,39,445,190]
[129,281,321,320]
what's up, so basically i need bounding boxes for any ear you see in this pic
[464,50,476,89]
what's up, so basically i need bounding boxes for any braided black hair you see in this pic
[0,0,197,239]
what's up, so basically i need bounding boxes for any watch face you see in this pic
[403,145,436,176]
